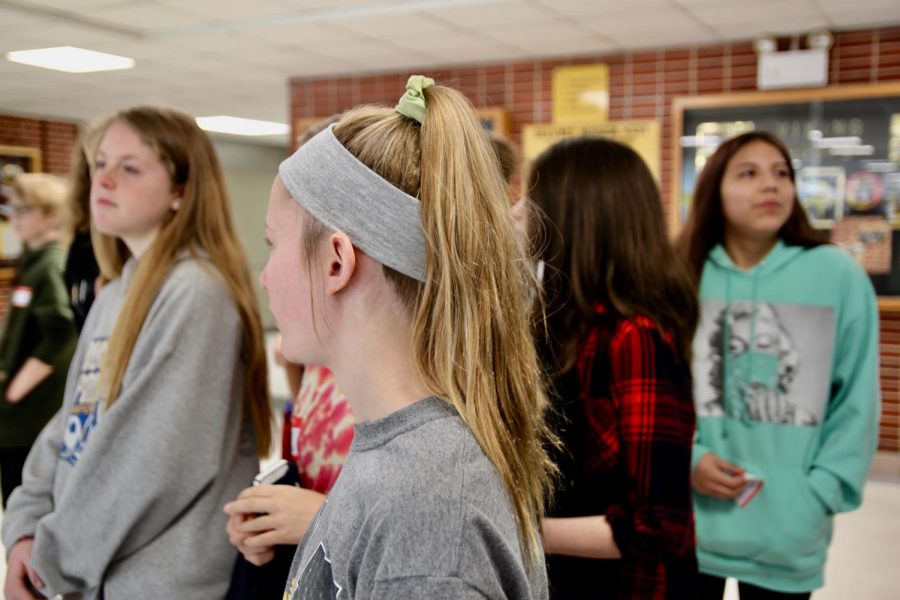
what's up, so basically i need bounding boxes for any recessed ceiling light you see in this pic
[6,46,135,73]
[196,116,289,137]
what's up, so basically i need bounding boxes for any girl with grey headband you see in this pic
[249,76,554,598]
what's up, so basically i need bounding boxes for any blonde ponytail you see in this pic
[333,85,555,558]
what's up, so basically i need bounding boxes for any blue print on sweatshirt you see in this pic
[60,336,107,465]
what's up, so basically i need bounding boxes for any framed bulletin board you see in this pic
[670,82,900,300]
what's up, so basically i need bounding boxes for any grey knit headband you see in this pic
[278,124,426,282]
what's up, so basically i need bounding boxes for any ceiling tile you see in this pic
[536,0,673,18]
[823,6,900,29]
[521,37,619,59]
[91,4,211,30]
[326,12,454,36]
[0,6,53,28]
[18,0,148,10]
[583,9,706,35]
[712,15,832,40]
[607,28,720,50]
[672,0,747,5]
[5,19,134,48]
[688,0,821,26]
[427,1,557,28]
[816,0,900,11]
[484,21,601,47]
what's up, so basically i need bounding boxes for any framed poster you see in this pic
[551,64,609,124]
[522,120,661,179]
[797,166,845,228]
[670,82,900,298]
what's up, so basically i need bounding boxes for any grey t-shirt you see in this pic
[284,396,548,599]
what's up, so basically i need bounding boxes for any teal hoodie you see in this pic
[691,240,880,593]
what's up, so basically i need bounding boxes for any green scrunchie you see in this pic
[396,75,435,124]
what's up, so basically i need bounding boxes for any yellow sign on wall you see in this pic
[552,64,609,124]
[522,120,661,179]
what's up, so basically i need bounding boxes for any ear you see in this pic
[324,231,356,295]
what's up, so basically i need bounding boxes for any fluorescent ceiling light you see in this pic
[6,46,134,73]
[196,116,289,137]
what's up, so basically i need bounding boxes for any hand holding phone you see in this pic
[253,459,289,486]
[735,473,763,508]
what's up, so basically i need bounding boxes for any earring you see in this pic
[171,201,181,211]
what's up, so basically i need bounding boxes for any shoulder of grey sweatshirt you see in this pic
[2,253,260,600]
[286,397,548,600]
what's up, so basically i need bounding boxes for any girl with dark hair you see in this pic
[529,136,699,599]
[63,124,103,332]
[677,132,880,599]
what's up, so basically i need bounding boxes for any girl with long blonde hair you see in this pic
[263,76,554,598]
[2,106,272,600]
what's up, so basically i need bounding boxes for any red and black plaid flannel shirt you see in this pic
[548,306,697,599]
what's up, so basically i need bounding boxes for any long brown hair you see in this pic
[528,136,698,369]
[301,85,556,559]
[92,106,272,456]
[676,131,826,279]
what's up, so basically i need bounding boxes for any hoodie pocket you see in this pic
[695,465,832,572]
[753,467,832,570]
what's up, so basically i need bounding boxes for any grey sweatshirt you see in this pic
[284,396,549,599]
[1,254,259,599]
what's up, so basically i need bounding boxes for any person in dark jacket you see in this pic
[0,172,77,508]
[528,137,700,599]
[63,126,103,332]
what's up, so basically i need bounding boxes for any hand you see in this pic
[4,538,45,600]
[225,511,275,566]
[6,358,54,405]
[224,484,325,564]
[692,452,746,500]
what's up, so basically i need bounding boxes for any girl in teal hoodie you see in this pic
[677,132,880,599]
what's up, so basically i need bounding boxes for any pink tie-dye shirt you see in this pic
[286,365,354,494]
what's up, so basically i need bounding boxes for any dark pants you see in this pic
[0,446,31,509]
[698,574,811,600]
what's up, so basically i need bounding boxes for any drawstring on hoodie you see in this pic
[720,252,765,439]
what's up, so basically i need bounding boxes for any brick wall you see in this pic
[0,114,80,176]
[290,25,900,452]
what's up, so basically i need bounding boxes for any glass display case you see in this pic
[670,83,900,301]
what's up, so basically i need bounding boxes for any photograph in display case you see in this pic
[798,166,845,228]
[886,173,900,224]
[831,216,892,275]
[846,171,885,214]
[891,114,900,163]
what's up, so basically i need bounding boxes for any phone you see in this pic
[735,473,764,508]
[253,458,290,486]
